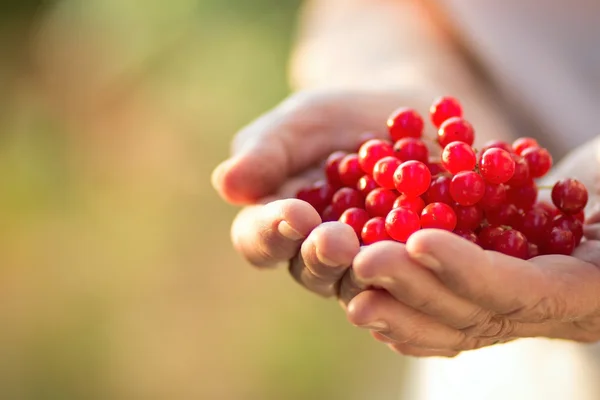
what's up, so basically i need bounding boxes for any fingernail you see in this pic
[358,320,389,331]
[411,252,442,272]
[278,221,304,241]
[316,248,339,267]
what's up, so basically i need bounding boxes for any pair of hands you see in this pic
[212,89,600,357]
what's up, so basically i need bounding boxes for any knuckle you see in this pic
[476,317,516,339]
[460,308,494,332]
[507,296,567,322]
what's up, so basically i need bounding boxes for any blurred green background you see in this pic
[0,0,405,399]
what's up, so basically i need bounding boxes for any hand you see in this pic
[212,88,433,296]
[341,138,600,358]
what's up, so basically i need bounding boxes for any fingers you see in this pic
[289,222,360,297]
[231,199,321,267]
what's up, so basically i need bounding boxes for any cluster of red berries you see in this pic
[296,96,589,259]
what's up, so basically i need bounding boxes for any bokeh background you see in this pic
[0,1,405,399]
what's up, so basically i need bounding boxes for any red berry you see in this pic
[394,160,432,197]
[480,140,513,155]
[494,229,528,259]
[340,208,370,238]
[430,96,463,128]
[454,229,478,244]
[393,194,426,215]
[522,147,552,178]
[365,188,398,217]
[512,137,539,156]
[543,228,575,255]
[385,207,421,243]
[450,171,485,206]
[553,214,583,245]
[479,183,507,210]
[427,161,447,177]
[356,175,379,197]
[393,137,429,163]
[420,202,457,231]
[373,156,402,190]
[441,141,476,174]
[506,180,538,211]
[478,226,504,250]
[527,243,540,259]
[296,180,334,214]
[338,154,364,187]
[361,217,392,245]
[454,204,484,231]
[536,201,559,218]
[358,139,395,174]
[325,151,347,188]
[387,108,424,140]
[506,154,531,187]
[331,187,364,215]
[479,148,515,184]
[321,205,340,222]
[551,178,588,214]
[575,210,585,223]
[520,207,552,245]
[425,175,454,205]
[438,117,475,148]
[485,203,520,227]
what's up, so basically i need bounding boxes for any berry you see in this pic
[393,194,426,215]
[479,148,516,184]
[478,226,504,250]
[512,137,539,156]
[438,117,475,147]
[553,214,583,245]
[340,208,370,238]
[543,228,575,255]
[507,154,531,187]
[522,147,552,178]
[356,175,379,197]
[528,243,540,259]
[454,204,484,231]
[385,207,421,243]
[430,96,463,128]
[358,139,395,174]
[296,180,334,214]
[479,183,507,210]
[338,154,364,187]
[427,161,447,177]
[365,188,398,217]
[506,180,538,211]
[485,203,520,228]
[520,207,552,245]
[425,175,454,205]
[325,151,347,188]
[373,156,402,190]
[575,210,585,223]
[393,138,429,163]
[536,201,559,218]
[361,217,392,245]
[394,160,432,197]
[420,203,457,231]
[387,108,424,140]
[321,205,341,222]
[454,229,478,244]
[551,178,588,214]
[480,140,513,155]
[494,229,528,259]
[441,141,477,174]
[450,171,485,206]
[331,187,364,215]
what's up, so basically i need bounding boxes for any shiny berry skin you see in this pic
[356,175,379,197]
[536,201,559,218]
[331,187,364,215]
[454,204,484,231]
[361,217,392,245]
[553,214,583,245]
[479,183,507,210]
[479,148,516,184]
[450,171,485,206]
[543,228,575,255]
[420,202,457,231]
[528,243,540,259]
[485,203,520,227]
[385,207,421,242]
[512,137,539,156]
[551,178,588,214]
[454,229,478,244]
[393,138,429,163]
[387,107,424,140]
[507,180,538,211]
[393,160,432,197]
[373,156,402,190]
[338,154,364,187]
[425,175,454,205]
[520,207,552,245]
[296,180,334,214]
[358,139,395,174]
[478,226,505,250]
[430,96,463,128]
[321,205,340,222]
[438,117,475,148]
[522,147,552,178]
[575,210,585,223]
[441,141,476,174]
[393,194,426,215]
[480,140,513,155]
[340,208,370,238]
[427,161,447,177]
[506,154,531,187]
[365,188,398,217]
[325,151,347,188]
[494,229,528,259]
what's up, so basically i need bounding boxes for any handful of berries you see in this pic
[296,96,588,259]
